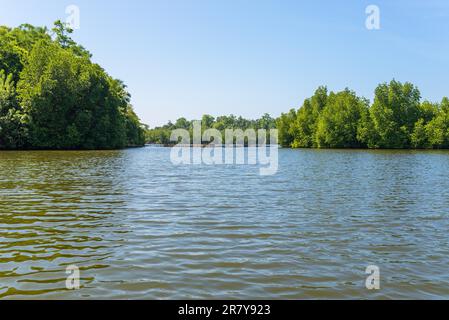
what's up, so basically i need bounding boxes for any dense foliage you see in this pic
[146,114,276,145]
[147,81,449,149]
[277,80,449,149]
[0,22,145,150]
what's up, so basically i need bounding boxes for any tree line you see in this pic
[148,80,449,149]
[0,22,146,150]
[146,114,276,145]
[277,81,449,149]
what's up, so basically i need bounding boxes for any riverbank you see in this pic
[0,145,146,152]
[145,143,449,151]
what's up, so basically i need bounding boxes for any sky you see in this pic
[1,0,448,127]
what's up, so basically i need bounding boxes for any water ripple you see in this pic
[1,149,449,299]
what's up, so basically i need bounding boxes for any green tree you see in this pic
[411,119,429,149]
[257,113,276,130]
[367,80,421,148]
[292,86,328,148]
[0,21,146,150]
[201,114,215,129]
[276,109,296,147]
[315,89,368,148]
[174,117,190,130]
[0,70,27,148]
[424,98,449,149]
[410,101,439,148]
[52,20,90,58]
[124,106,146,146]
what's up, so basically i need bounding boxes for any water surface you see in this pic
[1,148,449,299]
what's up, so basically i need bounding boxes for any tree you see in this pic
[367,80,421,148]
[0,21,146,150]
[0,70,27,149]
[173,117,189,130]
[52,20,90,58]
[424,98,449,149]
[276,109,296,147]
[410,101,439,149]
[292,86,328,148]
[201,115,215,129]
[258,113,276,130]
[124,106,146,146]
[315,89,368,148]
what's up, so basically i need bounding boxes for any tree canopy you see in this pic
[276,80,449,149]
[0,22,145,150]
[148,80,448,150]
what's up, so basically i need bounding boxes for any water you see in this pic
[1,148,449,299]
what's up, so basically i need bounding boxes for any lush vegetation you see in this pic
[146,114,276,145]
[4,23,444,151]
[277,80,449,149]
[147,80,449,149]
[0,22,145,150]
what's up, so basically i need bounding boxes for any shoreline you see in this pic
[0,145,146,152]
[145,144,449,151]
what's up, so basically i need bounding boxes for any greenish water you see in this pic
[1,148,449,299]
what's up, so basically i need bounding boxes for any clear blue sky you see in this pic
[1,0,448,127]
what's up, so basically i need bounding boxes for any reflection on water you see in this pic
[1,148,449,299]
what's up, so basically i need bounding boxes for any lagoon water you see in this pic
[1,147,449,299]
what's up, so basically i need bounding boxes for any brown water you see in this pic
[1,148,449,299]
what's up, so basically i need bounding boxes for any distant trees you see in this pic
[0,22,145,150]
[146,114,277,145]
[277,80,449,149]
[148,80,449,150]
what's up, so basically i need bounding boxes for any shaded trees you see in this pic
[0,70,27,149]
[0,21,145,150]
